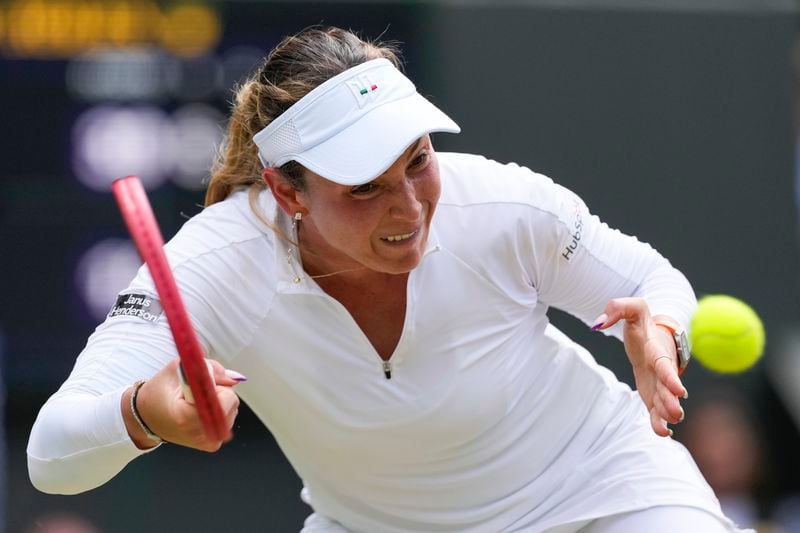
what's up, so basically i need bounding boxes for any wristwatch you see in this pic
[653,320,691,376]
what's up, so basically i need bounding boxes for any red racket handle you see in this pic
[112,176,229,442]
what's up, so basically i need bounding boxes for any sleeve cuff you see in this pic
[102,385,162,455]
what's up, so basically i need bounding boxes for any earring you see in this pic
[288,212,303,283]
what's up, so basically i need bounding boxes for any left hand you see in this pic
[593,297,688,437]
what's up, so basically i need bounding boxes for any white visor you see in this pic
[253,58,460,186]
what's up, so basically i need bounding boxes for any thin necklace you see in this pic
[286,218,366,284]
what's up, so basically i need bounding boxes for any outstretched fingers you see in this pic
[651,352,687,435]
[592,299,692,437]
[654,381,684,425]
[649,404,671,437]
[653,354,687,400]
[592,297,650,331]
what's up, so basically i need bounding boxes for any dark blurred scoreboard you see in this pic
[0,0,426,396]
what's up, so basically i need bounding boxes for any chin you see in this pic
[385,254,425,275]
[362,253,420,276]
[386,263,420,275]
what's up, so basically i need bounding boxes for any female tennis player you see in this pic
[29,27,751,532]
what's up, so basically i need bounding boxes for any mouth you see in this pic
[380,230,418,243]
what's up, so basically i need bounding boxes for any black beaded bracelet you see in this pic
[130,380,164,444]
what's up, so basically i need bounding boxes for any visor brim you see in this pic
[287,93,460,186]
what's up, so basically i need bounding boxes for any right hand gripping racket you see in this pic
[112,176,229,442]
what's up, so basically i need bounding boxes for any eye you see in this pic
[350,183,378,195]
[410,150,430,169]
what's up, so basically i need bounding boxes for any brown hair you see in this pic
[205,27,402,221]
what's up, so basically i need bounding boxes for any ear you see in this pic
[262,167,309,218]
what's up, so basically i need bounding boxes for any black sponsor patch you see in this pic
[108,293,163,323]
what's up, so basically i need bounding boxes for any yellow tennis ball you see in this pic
[689,295,765,373]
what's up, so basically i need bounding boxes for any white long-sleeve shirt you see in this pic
[29,153,733,531]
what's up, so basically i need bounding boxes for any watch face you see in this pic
[677,331,691,368]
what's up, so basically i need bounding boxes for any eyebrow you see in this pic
[406,137,424,155]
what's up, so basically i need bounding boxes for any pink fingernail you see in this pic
[225,369,248,382]
[668,428,674,437]
[591,313,608,330]
[682,388,689,400]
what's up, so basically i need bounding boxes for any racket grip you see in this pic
[179,360,215,405]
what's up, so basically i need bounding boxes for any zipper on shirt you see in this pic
[382,360,392,380]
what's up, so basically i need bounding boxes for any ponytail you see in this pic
[205,80,265,207]
[204,26,403,220]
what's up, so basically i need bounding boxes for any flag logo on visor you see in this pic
[252,58,461,178]
[348,75,381,107]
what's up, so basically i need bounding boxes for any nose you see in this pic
[389,178,422,221]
